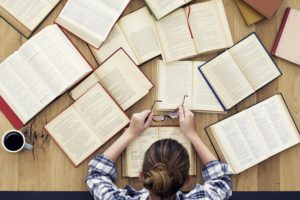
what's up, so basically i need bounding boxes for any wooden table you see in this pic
[1,0,299,192]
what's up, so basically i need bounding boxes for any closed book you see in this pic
[243,0,283,19]
[235,0,264,25]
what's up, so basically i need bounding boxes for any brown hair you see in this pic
[142,139,190,199]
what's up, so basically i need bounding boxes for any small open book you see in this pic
[155,0,233,63]
[156,60,224,113]
[206,94,300,174]
[199,33,282,111]
[123,127,196,177]
[70,49,153,111]
[0,24,92,129]
[45,83,130,166]
[90,7,161,65]
[144,0,194,20]
[55,0,130,48]
[0,0,60,37]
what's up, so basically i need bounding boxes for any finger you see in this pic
[178,106,185,121]
[144,113,153,127]
[139,110,151,119]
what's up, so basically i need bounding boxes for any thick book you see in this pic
[0,24,92,129]
[45,83,130,167]
[90,7,161,66]
[156,60,224,113]
[235,0,264,26]
[55,0,130,48]
[198,33,282,111]
[154,0,233,63]
[272,8,300,66]
[0,0,60,38]
[123,126,196,177]
[243,0,283,20]
[69,49,153,111]
[144,0,194,20]
[206,94,300,174]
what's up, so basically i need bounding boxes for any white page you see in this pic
[0,62,41,123]
[119,7,161,64]
[192,62,223,111]
[189,0,233,53]
[45,106,101,166]
[247,95,300,155]
[74,84,129,143]
[200,51,254,109]
[94,50,151,110]
[0,0,58,30]
[32,25,92,86]
[212,112,269,173]
[145,0,185,19]
[92,24,139,65]
[56,0,119,47]
[229,34,281,90]
[155,9,197,63]
[156,61,193,110]
[125,127,158,177]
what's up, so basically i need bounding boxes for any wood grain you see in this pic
[0,0,299,192]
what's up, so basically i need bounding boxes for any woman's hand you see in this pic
[126,110,153,139]
[178,105,198,141]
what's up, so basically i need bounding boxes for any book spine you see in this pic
[0,96,24,129]
[271,8,291,55]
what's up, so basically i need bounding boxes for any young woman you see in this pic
[86,106,232,200]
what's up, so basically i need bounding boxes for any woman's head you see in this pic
[142,139,190,199]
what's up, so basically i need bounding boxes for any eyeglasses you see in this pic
[151,95,188,122]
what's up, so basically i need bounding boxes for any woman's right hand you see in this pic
[178,105,198,141]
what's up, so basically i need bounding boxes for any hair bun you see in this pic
[143,163,179,195]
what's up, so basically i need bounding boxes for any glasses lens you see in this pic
[152,115,165,122]
[166,110,179,119]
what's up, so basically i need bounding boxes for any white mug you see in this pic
[1,129,33,153]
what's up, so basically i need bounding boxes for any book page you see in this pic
[158,127,196,175]
[246,95,300,155]
[101,0,129,13]
[192,62,224,112]
[91,24,139,65]
[155,9,197,63]
[156,61,193,110]
[0,61,42,123]
[73,83,129,143]
[125,127,158,177]
[212,112,269,173]
[145,0,185,19]
[189,0,233,54]
[0,0,59,30]
[200,51,254,109]
[94,50,152,110]
[45,106,102,166]
[119,7,161,64]
[56,0,120,47]
[229,34,281,90]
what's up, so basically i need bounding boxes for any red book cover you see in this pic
[243,0,283,19]
[0,96,23,129]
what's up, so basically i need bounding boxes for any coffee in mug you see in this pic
[1,130,33,153]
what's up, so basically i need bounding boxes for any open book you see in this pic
[45,83,130,166]
[0,0,60,37]
[156,60,224,113]
[90,7,161,65]
[155,0,233,63]
[55,0,130,48]
[199,33,282,111]
[0,24,92,129]
[70,49,153,111]
[272,8,300,66]
[144,0,194,20]
[206,94,300,174]
[123,127,196,177]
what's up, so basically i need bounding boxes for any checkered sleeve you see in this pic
[85,155,127,200]
[185,160,232,200]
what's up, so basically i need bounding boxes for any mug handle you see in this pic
[24,143,33,150]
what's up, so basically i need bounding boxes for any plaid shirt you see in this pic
[86,155,232,200]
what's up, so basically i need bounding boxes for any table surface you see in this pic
[0,0,300,192]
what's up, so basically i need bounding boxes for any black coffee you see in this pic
[4,132,24,151]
